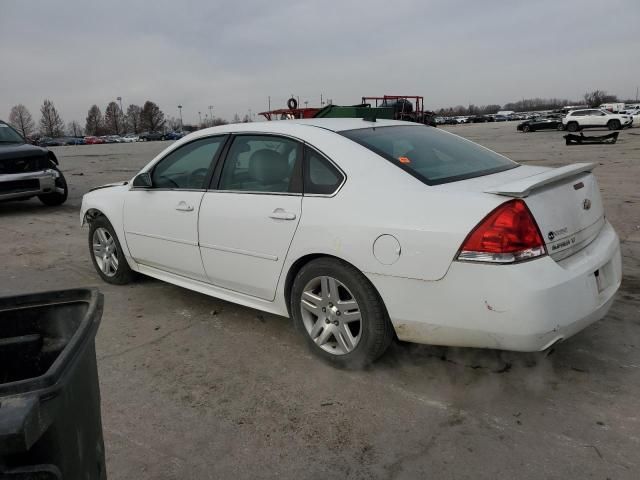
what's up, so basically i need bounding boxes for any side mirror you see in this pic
[132,172,152,188]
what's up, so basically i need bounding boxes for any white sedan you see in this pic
[80,119,621,368]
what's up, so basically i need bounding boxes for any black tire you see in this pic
[567,122,579,132]
[287,97,298,110]
[522,125,530,133]
[38,169,68,206]
[556,123,565,131]
[290,257,394,369]
[607,119,621,131]
[88,215,136,285]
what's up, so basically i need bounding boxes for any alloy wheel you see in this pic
[92,227,119,277]
[300,276,362,355]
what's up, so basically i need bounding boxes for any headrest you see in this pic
[248,149,289,184]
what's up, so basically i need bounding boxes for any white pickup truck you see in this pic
[562,109,632,132]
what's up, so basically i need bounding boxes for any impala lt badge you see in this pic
[583,199,592,210]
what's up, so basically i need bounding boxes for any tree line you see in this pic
[7,99,173,139]
[434,90,626,117]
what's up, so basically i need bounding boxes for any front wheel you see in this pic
[556,123,565,131]
[88,216,136,285]
[38,169,68,206]
[607,119,621,131]
[290,258,394,369]
[522,125,530,133]
[566,122,579,132]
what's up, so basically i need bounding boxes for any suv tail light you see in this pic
[457,199,546,264]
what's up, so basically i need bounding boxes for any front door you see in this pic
[124,135,226,281]
[199,134,303,300]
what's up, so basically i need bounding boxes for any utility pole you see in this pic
[208,105,213,126]
[178,105,183,131]
[268,96,271,112]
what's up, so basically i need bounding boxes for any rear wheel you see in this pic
[88,216,135,285]
[290,258,394,369]
[566,122,579,132]
[607,119,621,131]
[522,125,530,133]
[38,169,68,206]
[556,123,565,131]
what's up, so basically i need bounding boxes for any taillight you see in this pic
[457,199,546,264]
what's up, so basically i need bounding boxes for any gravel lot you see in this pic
[1,122,639,479]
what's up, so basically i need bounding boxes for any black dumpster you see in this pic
[0,289,105,479]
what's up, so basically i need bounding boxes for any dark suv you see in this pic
[0,121,68,205]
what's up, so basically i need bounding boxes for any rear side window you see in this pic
[341,125,517,185]
[218,135,301,193]
[304,146,344,195]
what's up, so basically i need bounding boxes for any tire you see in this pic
[290,258,394,369]
[567,122,579,132]
[88,215,136,285]
[607,119,621,131]
[38,169,68,206]
[522,125,530,133]
[556,123,565,131]
[287,97,298,110]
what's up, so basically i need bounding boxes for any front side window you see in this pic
[151,136,225,189]
[304,146,344,195]
[218,135,301,193]
[341,125,517,185]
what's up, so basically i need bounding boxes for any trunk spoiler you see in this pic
[484,163,596,198]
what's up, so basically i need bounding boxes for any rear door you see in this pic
[198,134,303,300]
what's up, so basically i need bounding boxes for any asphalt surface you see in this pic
[1,121,639,479]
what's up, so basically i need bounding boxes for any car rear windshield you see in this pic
[341,125,518,185]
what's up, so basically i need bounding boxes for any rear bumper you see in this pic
[367,220,622,351]
[0,170,61,201]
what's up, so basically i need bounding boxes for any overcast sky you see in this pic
[1,0,639,126]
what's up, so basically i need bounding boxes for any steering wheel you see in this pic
[158,175,179,188]
[189,168,210,189]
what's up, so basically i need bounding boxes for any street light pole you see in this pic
[198,111,202,126]
[117,96,123,134]
[178,105,183,131]
[208,105,213,126]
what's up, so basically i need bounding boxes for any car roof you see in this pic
[188,118,411,140]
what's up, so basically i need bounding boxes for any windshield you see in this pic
[0,123,25,144]
[341,125,518,185]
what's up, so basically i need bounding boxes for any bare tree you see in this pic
[242,114,252,123]
[67,121,83,137]
[126,104,142,133]
[8,104,36,139]
[232,113,241,124]
[39,99,65,137]
[212,117,228,126]
[583,90,618,107]
[104,101,125,134]
[85,105,104,136]
[140,101,165,132]
[166,116,181,131]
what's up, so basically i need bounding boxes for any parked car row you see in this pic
[35,131,187,146]
[517,109,634,133]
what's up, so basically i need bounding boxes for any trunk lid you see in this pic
[484,163,604,260]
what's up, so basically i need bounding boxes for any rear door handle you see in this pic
[269,208,296,220]
[175,201,194,212]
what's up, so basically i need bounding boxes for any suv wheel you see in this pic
[607,119,621,131]
[290,258,394,369]
[566,122,579,132]
[38,169,68,206]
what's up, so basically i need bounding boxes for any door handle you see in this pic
[269,208,296,220]
[175,201,194,212]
